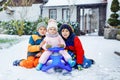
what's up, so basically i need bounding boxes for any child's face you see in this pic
[38,27,47,36]
[48,27,57,35]
[61,29,70,39]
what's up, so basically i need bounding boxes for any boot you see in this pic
[68,59,76,67]
[13,60,21,66]
[89,59,95,64]
[36,63,43,71]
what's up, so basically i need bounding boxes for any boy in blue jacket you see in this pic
[13,22,47,68]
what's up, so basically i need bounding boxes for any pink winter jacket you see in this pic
[42,33,66,50]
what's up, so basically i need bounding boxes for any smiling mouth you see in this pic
[63,35,67,37]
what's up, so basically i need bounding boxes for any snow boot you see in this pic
[68,59,76,67]
[36,63,43,71]
[89,59,95,64]
[13,60,21,66]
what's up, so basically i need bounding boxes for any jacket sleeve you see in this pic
[58,35,66,48]
[28,35,40,52]
[41,37,47,50]
[74,36,84,64]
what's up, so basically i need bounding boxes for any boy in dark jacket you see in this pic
[59,24,94,70]
[13,22,47,68]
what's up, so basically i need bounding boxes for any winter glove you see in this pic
[46,44,52,49]
[58,44,64,48]
[77,64,83,71]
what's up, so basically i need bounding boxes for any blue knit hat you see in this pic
[59,24,74,34]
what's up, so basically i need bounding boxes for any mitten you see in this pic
[58,44,64,48]
[46,44,52,49]
[77,64,83,70]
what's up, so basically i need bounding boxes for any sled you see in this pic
[41,47,72,72]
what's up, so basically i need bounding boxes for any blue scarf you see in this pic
[63,33,76,47]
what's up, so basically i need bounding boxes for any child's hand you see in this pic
[58,44,64,48]
[35,52,42,57]
[77,64,83,71]
[46,44,52,49]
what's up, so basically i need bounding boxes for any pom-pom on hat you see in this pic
[47,19,58,30]
[37,22,47,30]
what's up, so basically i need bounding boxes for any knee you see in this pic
[20,60,34,68]
[19,56,35,68]
[59,50,64,53]
[34,58,39,67]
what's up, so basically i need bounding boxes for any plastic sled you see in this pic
[41,47,72,72]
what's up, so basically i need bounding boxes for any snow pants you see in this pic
[39,50,72,64]
[19,56,39,68]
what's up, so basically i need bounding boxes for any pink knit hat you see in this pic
[47,19,58,30]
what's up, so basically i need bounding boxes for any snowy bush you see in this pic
[0,17,48,35]
[1,18,82,35]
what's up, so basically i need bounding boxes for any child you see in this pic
[13,22,47,68]
[59,24,94,70]
[36,19,75,71]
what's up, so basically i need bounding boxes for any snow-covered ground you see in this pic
[0,34,120,80]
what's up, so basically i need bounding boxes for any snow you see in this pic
[44,0,104,7]
[0,34,120,80]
